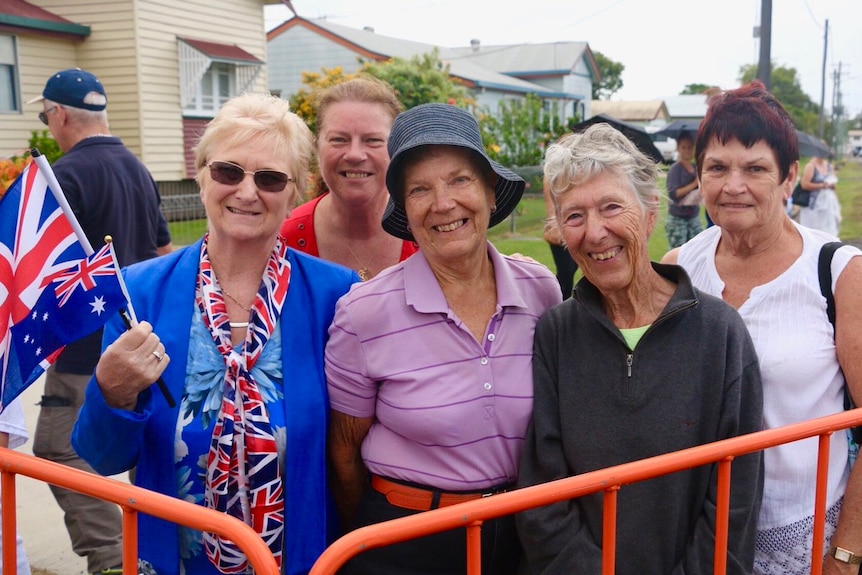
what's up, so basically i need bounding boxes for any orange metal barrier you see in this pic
[310,407,862,575]
[0,448,279,575]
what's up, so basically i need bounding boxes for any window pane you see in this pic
[0,36,14,63]
[0,65,15,110]
[218,71,231,105]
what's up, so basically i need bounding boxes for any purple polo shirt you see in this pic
[326,243,561,491]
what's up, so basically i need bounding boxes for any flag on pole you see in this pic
[0,160,125,411]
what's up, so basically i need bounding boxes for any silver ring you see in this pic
[151,350,164,362]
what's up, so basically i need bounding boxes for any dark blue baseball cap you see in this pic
[28,68,107,111]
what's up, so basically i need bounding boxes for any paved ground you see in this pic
[14,378,129,575]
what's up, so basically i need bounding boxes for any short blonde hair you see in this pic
[194,93,313,204]
[543,123,660,216]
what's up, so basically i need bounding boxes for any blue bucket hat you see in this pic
[382,103,524,242]
[29,68,107,111]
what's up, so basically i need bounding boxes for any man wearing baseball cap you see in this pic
[30,68,173,575]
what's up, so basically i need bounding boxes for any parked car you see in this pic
[645,126,678,164]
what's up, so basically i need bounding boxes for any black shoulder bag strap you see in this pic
[818,241,861,444]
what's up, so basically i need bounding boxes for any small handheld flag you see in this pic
[0,158,125,409]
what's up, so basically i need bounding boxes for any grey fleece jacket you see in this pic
[517,263,764,575]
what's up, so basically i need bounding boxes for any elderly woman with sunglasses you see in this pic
[72,93,358,575]
[325,104,562,574]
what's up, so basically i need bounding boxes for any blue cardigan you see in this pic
[72,239,358,575]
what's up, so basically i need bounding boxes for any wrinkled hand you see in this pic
[94,321,169,410]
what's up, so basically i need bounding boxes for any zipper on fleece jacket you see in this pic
[623,299,697,386]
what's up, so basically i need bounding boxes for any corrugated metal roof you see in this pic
[662,94,708,119]
[590,99,669,122]
[447,42,590,76]
[293,18,575,97]
[179,37,262,64]
[0,0,89,37]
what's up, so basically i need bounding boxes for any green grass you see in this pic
[834,160,862,241]
[168,218,208,246]
[168,161,862,258]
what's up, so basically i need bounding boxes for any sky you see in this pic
[264,0,861,118]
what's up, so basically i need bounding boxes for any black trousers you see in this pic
[549,243,578,299]
[340,485,522,575]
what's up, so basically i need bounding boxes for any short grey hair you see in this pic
[45,98,109,128]
[543,123,660,216]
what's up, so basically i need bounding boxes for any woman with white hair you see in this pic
[517,123,764,575]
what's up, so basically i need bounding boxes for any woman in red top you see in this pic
[281,78,417,280]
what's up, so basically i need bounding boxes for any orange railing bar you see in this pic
[0,447,279,575]
[311,407,862,575]
[811,433,833,575]
[714,457,733,575]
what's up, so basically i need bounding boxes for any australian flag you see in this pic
[0,162,125,411]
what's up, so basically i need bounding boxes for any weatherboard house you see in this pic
[267,16,601,124]
[1,0,279,208]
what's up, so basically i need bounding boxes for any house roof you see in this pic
[0,0,89,38]
[662,94,708,119]
[179,37,262,64]
[268,17,586,99]
[590,99,669,123]
[447,41,597,79]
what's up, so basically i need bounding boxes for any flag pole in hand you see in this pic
[104,235,176,408]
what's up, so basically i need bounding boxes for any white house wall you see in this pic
[134,0,269,180]
[2,35,78,158]
[268,25,367,100]
[20,0,269,181]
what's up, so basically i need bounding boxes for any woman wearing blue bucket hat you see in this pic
[325,103,562,574]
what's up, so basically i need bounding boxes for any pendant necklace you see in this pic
[345,243,372,281]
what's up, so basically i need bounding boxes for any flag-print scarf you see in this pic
[197,236,289,573]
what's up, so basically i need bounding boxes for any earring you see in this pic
[491,205,497,214]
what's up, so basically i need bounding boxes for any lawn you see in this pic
[168,160,862,263]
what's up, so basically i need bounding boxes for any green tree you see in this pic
[360,49,470,110]
[739,63,823,135]
[680,83,715,95]
[289,51,471,131]
[288,67,359,133]
[476,93,574,168]
[592,51,624,100]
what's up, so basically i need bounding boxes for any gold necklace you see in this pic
[344,242,372,281]
[221,286,252,312]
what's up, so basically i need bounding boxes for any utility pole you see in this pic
[831,63,844,155]
[756,0,772,90]
[818,20,828,139]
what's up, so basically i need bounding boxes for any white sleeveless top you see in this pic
[678,223,861,529]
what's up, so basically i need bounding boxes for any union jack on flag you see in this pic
[0,161,126,411]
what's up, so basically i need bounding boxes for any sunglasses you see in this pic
[38,106,58,126]
[207,161,294,193]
